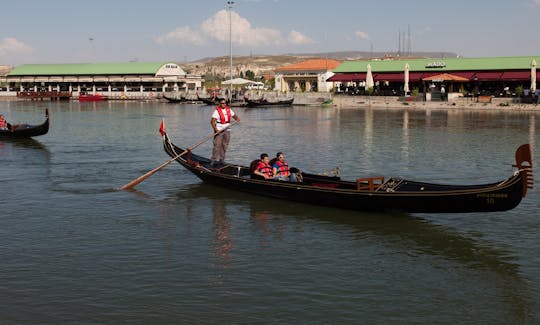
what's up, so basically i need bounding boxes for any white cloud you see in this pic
[155,26,206,45]
[0,37,33,55]
[534,0,540,6]
[156,9,313,49]
[355,31,369,40]
[201,10,284,46]
[288,30,315,45]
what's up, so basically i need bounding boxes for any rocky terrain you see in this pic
[181,51,457,79]
[183,55,306,79]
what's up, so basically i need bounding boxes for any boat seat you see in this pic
[356,176,385,192]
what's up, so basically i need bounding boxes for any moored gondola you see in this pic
[245,97,294,107]
[161,128,533,213]
[0,109,49,138]
[163,93,186,103]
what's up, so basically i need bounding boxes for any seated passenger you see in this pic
[272,152,298,182]
[252,153,274,180]
[0,114,12,130]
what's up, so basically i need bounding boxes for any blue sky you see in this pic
[1,0,539,66]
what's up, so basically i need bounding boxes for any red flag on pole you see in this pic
[159,119,165,136]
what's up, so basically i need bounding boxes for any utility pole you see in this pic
[227,1,234,102]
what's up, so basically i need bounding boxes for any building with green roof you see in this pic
[0,62,202,100]
[329,56,538,99]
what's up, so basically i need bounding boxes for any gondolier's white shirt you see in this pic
[212,108,236,131]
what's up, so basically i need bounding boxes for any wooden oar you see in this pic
[120,120,239,190]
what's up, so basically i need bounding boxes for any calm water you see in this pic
[1,100,539,324]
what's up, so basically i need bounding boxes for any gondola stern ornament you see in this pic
[512,143,534,197]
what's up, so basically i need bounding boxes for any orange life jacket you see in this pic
[216,106,231,124]
[275,160,290,177]
[256,161,273,177]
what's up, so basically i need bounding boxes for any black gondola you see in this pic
[162,129,533,213]
[0,109,49,138]
[197,95,222,105]
[245,97,294,107]
[163,94,186,103]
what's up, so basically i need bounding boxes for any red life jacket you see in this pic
[256,161,273,177]
[0,118,7,129]
[275,160,290,177]
[216,106,231,124]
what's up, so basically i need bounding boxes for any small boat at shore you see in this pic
[163,94,186,103]
[162,128,533,213]
[0,109,49,138]
[78,93,108,102]
[246,97,294,107]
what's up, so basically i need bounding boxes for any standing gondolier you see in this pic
[210,100,240,167]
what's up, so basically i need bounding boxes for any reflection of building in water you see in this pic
[212,200,233,269]
[362,108,374,171]
[529,115,536,156]
[401,110,410,164]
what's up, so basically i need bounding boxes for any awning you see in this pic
[409,72,438,82]
[501,71,530,80]
[63,76,78,82]
[374,73,404,82]
[222,77,254,85]
[78,77,93,83]
[451,72,476,79]
[34,77,49,82]
[20,77,35,82]
[326,73,366,82]
[7,77,21,83]
[472,72,502,81]
[108,77,125,82]
[422,73,469,82]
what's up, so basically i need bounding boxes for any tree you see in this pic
[245,70,255,80]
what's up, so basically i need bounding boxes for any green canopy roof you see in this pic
[333,56,540,73]
[8,62,173,76]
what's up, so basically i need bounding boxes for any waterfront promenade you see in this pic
[331,95,540,111]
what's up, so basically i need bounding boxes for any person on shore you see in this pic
[440,85,446,101]
[253,153,274,179]
[272,152,297,182]
[0,114,12,130]
[210,100,240,167]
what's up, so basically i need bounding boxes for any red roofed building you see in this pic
[274,59,341,92]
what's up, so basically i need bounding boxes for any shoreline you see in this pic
[2,94,539,112]
[330,95,540,112]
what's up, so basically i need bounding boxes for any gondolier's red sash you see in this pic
[216,106,231,124]
[275,160,290,176]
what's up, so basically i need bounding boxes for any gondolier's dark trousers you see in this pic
[211,130,230,163]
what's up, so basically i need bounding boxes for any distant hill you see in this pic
[183,51,458,78]
[284,50,458,61]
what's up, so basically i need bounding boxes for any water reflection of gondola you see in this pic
[173,183,533,322]
[0,138,50,159]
